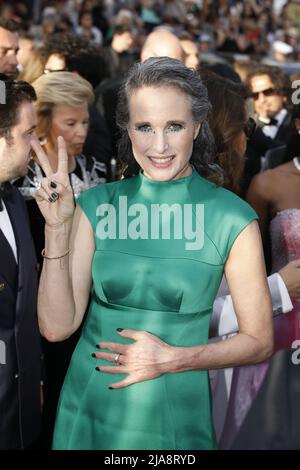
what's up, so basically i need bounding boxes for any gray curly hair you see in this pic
[116,56,223,183]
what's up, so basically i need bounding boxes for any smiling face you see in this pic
[48,102,89,157]
[127,86,200,181]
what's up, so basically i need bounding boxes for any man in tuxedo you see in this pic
[241,66,297,194]
[247,66,294,144]
[247,66,296,162]
[0,76,42,449]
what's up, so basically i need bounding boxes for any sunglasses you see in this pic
[250,87,281,100]
[244,117,256,139]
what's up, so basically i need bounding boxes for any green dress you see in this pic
[52,168,257,450]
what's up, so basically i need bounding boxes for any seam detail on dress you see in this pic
[94,249,223,266]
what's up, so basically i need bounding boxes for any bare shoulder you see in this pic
[274,161,296,174]
[247,169,275,197]
[257,162,296,186]
[247,163,294,202]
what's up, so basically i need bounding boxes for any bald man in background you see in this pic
[140,29,183,62]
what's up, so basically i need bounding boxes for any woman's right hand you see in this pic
[31,136,75,227]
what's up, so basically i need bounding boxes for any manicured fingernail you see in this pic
[91,353,96,358]
[96,344,100,348]
[108,387,113,389]
[48,196,54,203]
[116,328,123,332]
[51,192,58,199]
[95,366,99,371]
[50,181,57,189]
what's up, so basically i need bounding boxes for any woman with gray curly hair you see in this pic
[32,57,273,450]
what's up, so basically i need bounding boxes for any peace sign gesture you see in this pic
[31,135,75,227]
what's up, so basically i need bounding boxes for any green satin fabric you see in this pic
[52,168,257,450]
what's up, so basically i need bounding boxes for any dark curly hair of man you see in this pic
[40,32,108,87]
[41,32,95,63]
[0,18,20,32]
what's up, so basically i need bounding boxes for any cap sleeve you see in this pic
[76,185,104,229]
[222,195,258,263]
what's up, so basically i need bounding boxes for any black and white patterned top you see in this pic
[15,154,108,200]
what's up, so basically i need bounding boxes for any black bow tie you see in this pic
[258,117,278,127]
[0,182,12,212]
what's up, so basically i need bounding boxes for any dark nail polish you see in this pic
[116,328,123,332]
[95,366,99,371]
[108,387,113,389]
[91,353,96,358]
[48,196,54,203]
[96,344,100,349]
[51,192,58,199]
[50,181,57,189]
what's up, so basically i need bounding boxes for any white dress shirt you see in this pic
[261,108,288,139]
[210,273,293,338]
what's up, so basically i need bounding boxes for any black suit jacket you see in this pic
[0,184,41,449]
[275,111,297,143]
[241,111,297,196]
[247,110,296,157]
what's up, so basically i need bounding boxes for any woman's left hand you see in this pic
[94,329,178,389]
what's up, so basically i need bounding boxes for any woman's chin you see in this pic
[72,144,84,155]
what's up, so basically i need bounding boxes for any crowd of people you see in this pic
[1,1,300,62]
[0,0,300,451]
